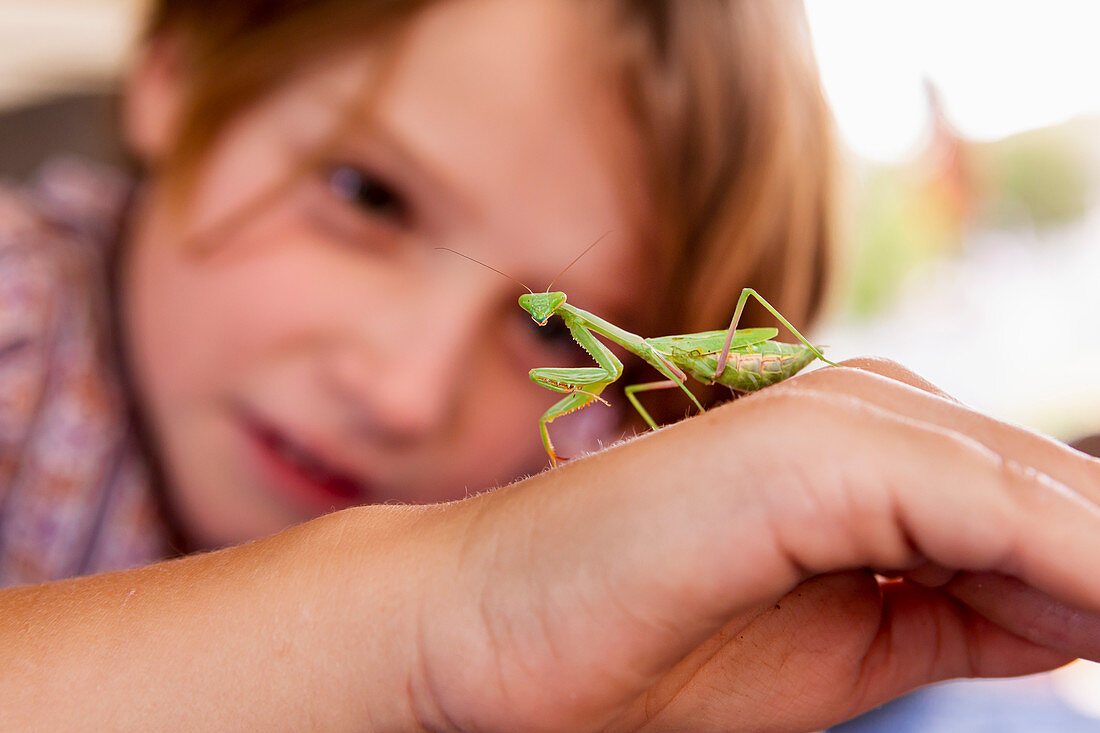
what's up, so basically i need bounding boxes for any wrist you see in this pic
[289,504,464,731]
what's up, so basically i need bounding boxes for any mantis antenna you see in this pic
[544,231,612,292]
[434,247,534,293]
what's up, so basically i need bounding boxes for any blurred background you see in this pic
[813,2,1100,728]
[808,0,1100,448]
[0,1,1097,730]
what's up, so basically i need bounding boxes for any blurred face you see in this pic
[122,0,654,548]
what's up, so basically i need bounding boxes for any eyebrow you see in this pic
[305,84,639,317]
[309,85,481,224]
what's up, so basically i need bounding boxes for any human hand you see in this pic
[397,358,1100,732]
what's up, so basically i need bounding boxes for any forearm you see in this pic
[0,505,436,731]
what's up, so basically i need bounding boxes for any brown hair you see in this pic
[146,0,836,417]
[612,2,834,331]
[610,1,836,414]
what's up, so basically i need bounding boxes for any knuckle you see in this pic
[819,356,956,400]
[835,355,914,377]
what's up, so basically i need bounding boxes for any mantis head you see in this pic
[519,291,567,326]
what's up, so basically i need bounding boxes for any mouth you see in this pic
[236,409,372,512]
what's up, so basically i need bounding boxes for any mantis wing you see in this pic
[647,327,778,356]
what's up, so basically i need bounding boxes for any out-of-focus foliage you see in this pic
[971,127,1093,229]
[844,160,963,317]
[839,113,1097,318]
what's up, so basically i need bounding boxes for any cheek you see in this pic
[129,253,269,403]
[126,213,349,412]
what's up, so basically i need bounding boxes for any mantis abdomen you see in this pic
[668,341,819,393]
[439,243,834,464]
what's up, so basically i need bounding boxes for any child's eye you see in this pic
[326,164,408,221]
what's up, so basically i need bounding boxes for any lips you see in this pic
[238,410,371,510]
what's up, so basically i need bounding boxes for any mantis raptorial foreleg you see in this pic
[440,243,834,467]
[529,312,622,465]
[714,288,837,378]
[532,390,608,466]
[534,322,710,463]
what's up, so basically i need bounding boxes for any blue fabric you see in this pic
[830,678,1100,732]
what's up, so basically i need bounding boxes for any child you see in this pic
[2,1,1098,730]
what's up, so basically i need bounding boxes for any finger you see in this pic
[630,571,886,733]
[784,365,1100,508]
[789,361,1100,653]
[945,571,1100,662]
[831,355,960,402]
[896,560,958,587]
[900,562,1100,661]
[634,573,1073,733]
[457,383,1100,723]
[902,563,1100,661]
[854,580,1074,710]
[727,389,1100,615]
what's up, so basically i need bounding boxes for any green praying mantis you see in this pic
[440,242,836,466]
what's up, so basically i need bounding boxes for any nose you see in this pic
[322,281,496,444]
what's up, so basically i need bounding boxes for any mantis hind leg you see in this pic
[714,287,837,378]
[538,390,607,467]
[643,347,706,416]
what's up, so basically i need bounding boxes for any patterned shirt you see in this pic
[0,158,170,587]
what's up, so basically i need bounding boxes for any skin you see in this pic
[3,359,1100,731]
[121,0,651,549]
[2,1,1100,730]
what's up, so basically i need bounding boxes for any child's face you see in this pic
[122,0,654,548]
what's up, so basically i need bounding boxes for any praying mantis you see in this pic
[440,244,836,466]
